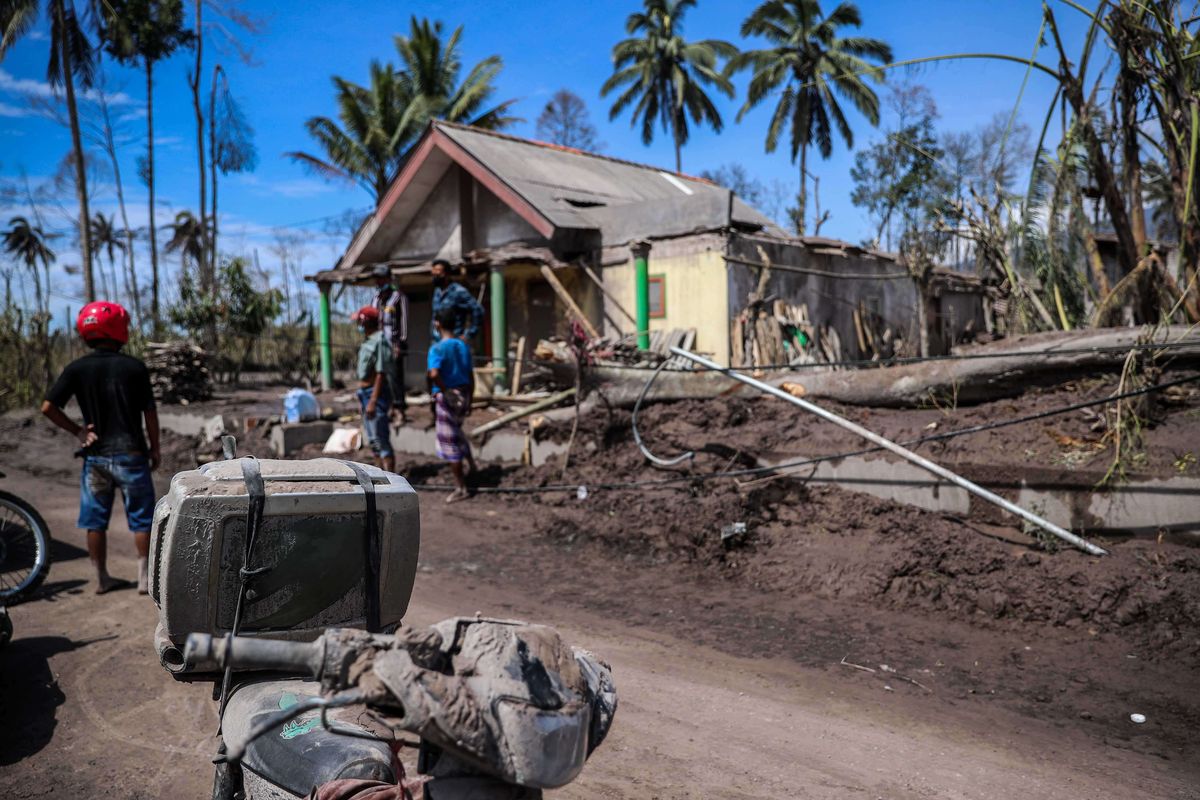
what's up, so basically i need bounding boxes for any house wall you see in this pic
[390,166,461,261]
[931,289,987,352]
[599,234,730,364]
[389,166,547,262]
[726,234,922,363]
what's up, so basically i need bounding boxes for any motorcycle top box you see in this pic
[149,457,420,676]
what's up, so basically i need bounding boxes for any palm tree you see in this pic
[89,212,126,302]
[287,62,411,204]
[601,0,736,173]
[98,0,193,332]
[287,17,517,204]
[164,210,207,280]
[1,0,97,301]
[3,216,56,312]
[729,0,892,234]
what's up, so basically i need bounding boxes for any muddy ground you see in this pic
[1,371,1199,798]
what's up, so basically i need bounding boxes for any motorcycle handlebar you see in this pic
[185,633,325,676]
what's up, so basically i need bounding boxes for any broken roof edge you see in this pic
[432,119,720,188]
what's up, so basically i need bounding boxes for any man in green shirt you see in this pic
[351,305,395,472]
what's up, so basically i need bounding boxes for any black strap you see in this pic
[342,461,382,633]
[216,457,268,722]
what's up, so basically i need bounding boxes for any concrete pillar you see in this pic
[489,266,507,393]
[318,282,333,391]
[631,240,651,350]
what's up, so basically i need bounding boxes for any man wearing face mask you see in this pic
[429,259,485,347]
[370,264,410,424]
[351,305,395,472]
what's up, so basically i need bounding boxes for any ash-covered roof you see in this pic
[434,121,786,241]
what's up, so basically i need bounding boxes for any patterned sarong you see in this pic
[435,387,471,462]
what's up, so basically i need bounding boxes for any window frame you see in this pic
[648,274,667,319]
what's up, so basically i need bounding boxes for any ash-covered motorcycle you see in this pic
[149,452,615,799]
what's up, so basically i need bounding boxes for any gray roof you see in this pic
[435,122,787,242]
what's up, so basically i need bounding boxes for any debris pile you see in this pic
[535,327,698,371]
[731,298,854,368]
[145,341,214,404]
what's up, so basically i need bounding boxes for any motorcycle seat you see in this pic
[222,679,396,797]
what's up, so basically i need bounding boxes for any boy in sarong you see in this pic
[427,306,476,502]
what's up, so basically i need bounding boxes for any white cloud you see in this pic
[0,68,137,108]
[0,101,35,118]
[234,174,337,199]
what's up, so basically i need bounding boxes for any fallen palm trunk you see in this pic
[669,345,1108,556]
[771,326,1200,408]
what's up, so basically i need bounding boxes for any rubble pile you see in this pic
[145,341,214,404]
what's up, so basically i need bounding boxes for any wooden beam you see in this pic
[579,262,637,326]
[511,335,526,393]
[540,265,600,339]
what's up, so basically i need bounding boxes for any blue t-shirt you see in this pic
[427,336,472,394]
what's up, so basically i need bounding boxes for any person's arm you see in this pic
[465,287,484,339]
[144,408,161,470]
[366,339,385,415]
[366,372,384,417]
[41,401,97,448]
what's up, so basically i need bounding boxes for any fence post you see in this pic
[318,282,333,391]
[632,240,651,351]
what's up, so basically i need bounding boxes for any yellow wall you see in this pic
[603,249,730,365]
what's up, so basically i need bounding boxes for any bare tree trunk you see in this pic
[210,65,221,276]
[796,143,808,236]
[55,0,94,303]
[146,61,161,333]
[97,90,142,320]
[191,0,209,293]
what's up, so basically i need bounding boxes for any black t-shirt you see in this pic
[45,349,156,455]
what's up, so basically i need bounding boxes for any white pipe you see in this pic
[669,346,1107,556]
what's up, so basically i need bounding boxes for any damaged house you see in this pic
[309,120,986,389]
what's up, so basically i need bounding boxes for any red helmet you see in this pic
[351,305,380,324]
[76,301,131,344]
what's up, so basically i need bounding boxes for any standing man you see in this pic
[351,305,396,473]
[428,306,477,503]
[430,259,484,346]
[370,264,409,424]
[41,302,159,595]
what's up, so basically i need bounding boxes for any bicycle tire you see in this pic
[0,489,52,603]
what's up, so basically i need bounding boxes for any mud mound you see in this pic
[504,396,1200,668]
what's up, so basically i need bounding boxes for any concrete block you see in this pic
[270,421,335,457]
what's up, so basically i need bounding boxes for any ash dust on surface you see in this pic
[4,370,1200,792]
[422,376,1200,763]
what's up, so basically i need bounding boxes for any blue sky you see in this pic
[0,0,1092,311]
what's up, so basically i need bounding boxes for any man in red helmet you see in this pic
[352,304,395,472]
[41,302,159,594]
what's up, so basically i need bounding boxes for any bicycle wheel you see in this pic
[0,489,51,603]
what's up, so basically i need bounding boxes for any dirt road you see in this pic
[1,458,1196,799]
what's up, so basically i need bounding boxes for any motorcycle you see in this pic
[150,452,615,799]
[0,468,52,605]
[185,617,616,799]
[0,468,53,648]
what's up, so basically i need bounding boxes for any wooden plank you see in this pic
[511,335,526,394]
[540,265,600,339]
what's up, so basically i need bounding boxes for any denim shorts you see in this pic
[357,386,394,459]
[78,454,156,533]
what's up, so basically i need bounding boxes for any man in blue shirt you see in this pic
[430,259,484,344]
[428,306,477,503]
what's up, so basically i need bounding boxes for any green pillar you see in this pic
[489,266,507,393]
[632,241,651,350]
[318,282,334,390]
